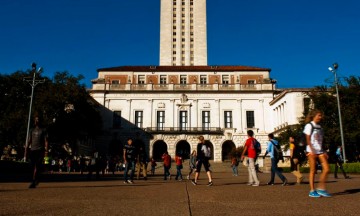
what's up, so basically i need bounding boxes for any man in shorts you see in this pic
[191,136,213,186]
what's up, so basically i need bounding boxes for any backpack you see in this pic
[270,140,283,161]
[298,122,314,149]
[295,123,314,163]
[253,139,261,155]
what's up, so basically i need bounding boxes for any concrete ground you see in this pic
[0,164,359,216]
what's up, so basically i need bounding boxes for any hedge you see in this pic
[281,163,360,173]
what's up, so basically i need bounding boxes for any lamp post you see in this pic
[328,63,346,163]
[24,63,45,161]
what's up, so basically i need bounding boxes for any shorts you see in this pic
[195,159,210,172]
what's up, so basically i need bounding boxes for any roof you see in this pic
[97,65,271,72]
[269,88,313,105]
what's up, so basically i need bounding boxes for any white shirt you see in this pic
[303,121,324,154]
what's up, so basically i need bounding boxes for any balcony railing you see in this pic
[92,83,274,91]
[145,127,224,134]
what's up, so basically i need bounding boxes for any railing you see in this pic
[92,83,274,91]
[145,127,224,134]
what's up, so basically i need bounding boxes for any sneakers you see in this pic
[267,182,274,186]
[187,175,190,180]
[316,189,331,197]
[191,180,197,185]
[297,176,304,184]
[247,182,253,186]
[309,190,321,198]
[207,181,213,186]
[252,183,260,187]
[282,179,288,186]
[29,182,36,189]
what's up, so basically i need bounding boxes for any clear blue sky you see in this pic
[1,0,359,88]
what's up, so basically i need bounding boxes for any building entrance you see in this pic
[152,140,168,161]
[222,140,236,161]
[176,140,191,159]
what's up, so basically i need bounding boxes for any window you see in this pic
[138,75,145,84]
[135,111,143,128]
[246,111,255,128]
[224,111,232,128]
[179,111,187,130]
[113,111,121,128]
[157,111,165,130]
[160,75,167,85]
[180,75,187,85]
[200,75,207,84]
[247,80,255,86]
[202,111,210,130]
[111,80,119,85]
[222,75,229,85]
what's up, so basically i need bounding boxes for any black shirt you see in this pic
[124,144,136,160]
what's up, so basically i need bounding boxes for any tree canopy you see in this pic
[0,70,102,159]
[277,76,360,162]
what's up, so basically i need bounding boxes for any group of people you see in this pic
[237,109,350,198]
[159,136,213,186]
[25,110,350,198]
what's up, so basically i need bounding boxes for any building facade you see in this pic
[90,66,282,161]
[89,0,308,162]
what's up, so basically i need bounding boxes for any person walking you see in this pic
[241,130,260,186]
[289,136,304,184]
[150,158,157,176]
[162,151,171,180]
[304,109,331,198]
[123,138,137,184]
[187,150,197,180]
[334,145,350,179]
[231,156,239,176]
[25,115,48,189]
[136,146,148,180]
[192,136,213,186]
[263,133,288,186]
[175,153,183,181]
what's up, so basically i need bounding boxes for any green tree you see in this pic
[277,76,360,162]
[0,70,102,159]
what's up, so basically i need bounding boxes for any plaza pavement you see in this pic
[0,163,359,216]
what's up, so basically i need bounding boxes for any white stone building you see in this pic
[88,0,309,162]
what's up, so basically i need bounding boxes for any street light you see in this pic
[328,63,346,163]
[23,63,45,161]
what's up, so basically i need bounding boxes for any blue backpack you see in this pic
[253,139,261,155]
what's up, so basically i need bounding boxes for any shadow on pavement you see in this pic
[332,188,360,196]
